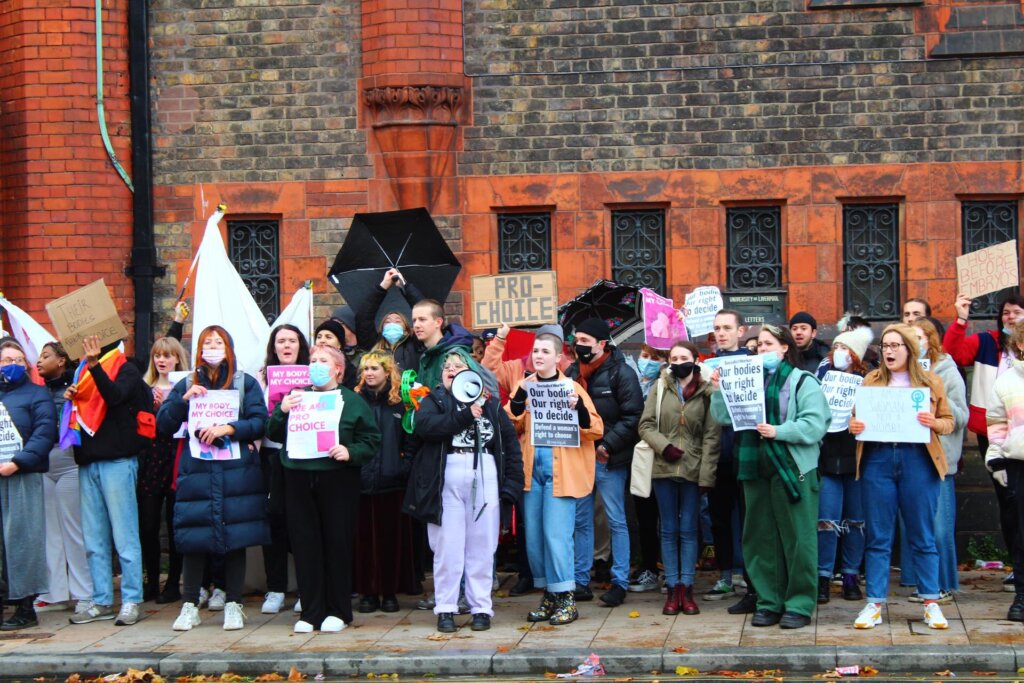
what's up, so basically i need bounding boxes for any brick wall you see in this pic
[0,0,135,329]
[461,0,1024,175]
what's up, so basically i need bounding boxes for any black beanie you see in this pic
[789,311,817,330]
[574,318,612,342]
[315,319,347,345]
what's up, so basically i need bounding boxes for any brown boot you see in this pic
[662,584,681,615]
[679,585,700,615]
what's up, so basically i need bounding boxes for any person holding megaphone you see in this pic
[403,348,523,633]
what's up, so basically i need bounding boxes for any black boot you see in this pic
[1008,594,1024,622]
[1,597,37,631]
[841,574,863,601]
[817,576,831,604]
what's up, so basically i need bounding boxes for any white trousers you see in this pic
[38,464,92,603]
[427,451,499,616]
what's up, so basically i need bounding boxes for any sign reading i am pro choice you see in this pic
[528,380,580,448]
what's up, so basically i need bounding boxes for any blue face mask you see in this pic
[308,362,333,387]
[637,358,661,379]
[918,344,928,360]
[761,352,781,372]
[1004,326,1013,336]
[382,323,405,345]
[0,364,25,383]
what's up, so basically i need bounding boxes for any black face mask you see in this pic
[574,344,595,364]
[670,362,695,380]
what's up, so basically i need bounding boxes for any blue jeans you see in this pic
[861,444,940,603]
[900,475,959,592]
[574,461,630,589]
[524,447,577,593]
[653,478,701,587]
[80,458,143,606]
[817,472,865,577]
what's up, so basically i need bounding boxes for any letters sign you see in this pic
[472,271,558,327]
[46,279,129,360]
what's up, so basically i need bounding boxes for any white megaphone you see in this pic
[451,369,485,405]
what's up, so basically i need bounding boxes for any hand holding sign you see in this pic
[954,293,972,321]
[328,444,350,461]
[82,335,103,367]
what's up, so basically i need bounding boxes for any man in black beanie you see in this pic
[789,311,830,373]
[565,318,643,607]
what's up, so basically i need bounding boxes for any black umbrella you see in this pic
[557,279,643,344]
[328,208,461,323]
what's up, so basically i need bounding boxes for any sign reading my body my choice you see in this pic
[187,390,241,460]
[854,386,931,444]
[528,380,580,448]
[46,279,130,360]
[472,271,558,327]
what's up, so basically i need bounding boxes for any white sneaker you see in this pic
[854,602,883,629]
[293,620,314,633]
[208,588,227,611]
[73,600,94,615]
[320,616,346,633]
[732,575,748,590]
[222,601,245,630]
[115,602,140,626]
[262,592,285,614]
[924,602,949,630]
[293,598,302,613]
[173,603,201,631]
[197,587,210,608]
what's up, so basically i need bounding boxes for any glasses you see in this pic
[0,357,24,366]
[880,343,906,351]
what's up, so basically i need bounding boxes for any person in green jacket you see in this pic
[709,324,830,630]
[267,344,381,635]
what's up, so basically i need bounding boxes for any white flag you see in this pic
[270,282,314,345]
[0,297,56,365]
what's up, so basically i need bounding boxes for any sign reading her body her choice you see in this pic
[683,286,724,338]
[713,355,765,431]
[45,279,129,360]
[472,271,558,328]
[853,386,931,444]
[528,380,580,448]
[956,240,1018,299]
[286,390,344,459]
[187,390,242,460]
[821,371,863,433]
[641,288,687,349]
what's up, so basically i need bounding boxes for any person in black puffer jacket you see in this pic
[564,318,644,608]
[0,340,57,630]
[156,325,268,632]
[352,351,418,614]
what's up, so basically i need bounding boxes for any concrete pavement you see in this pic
[2,569,1023,677]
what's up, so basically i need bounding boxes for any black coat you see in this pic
[567,347,644,470]
[358,383,412,494]
[73,361,153,466]
[403,387,524,526]
[156,366,270,554]
[0,373,56,474]
[798,338,831,374]
[352,282,426,373]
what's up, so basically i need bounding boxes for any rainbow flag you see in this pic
[59,348,126,448]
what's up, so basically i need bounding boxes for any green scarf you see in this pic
[736,360,803,503]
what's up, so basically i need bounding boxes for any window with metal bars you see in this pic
[227,219,281,324]
[962,200,1019,319]
[726,206,782,291]
[497,213,552,272]
[842,203,900,321]
[611,209,666,294]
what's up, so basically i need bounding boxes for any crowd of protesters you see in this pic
[0,267,1022,636]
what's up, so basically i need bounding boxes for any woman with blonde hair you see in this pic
[353,350,417,613]
[849,324,954,631]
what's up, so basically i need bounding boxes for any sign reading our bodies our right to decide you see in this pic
[528,381,580,448]
[853,386,931,444]
[286,390,344,459]
[714,355,765,431]
[821,371,864,433]
[0,402,23,464]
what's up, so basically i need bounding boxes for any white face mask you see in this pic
[832,349,851,371]
[202,349,226,366]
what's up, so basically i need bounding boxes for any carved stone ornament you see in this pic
[363,85,464,128]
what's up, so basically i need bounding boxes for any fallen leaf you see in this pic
[675,667,700,676]
[544,674,557,680]
[496,646,510,653]
[934,672,954,677]
[287,667,306,682]
[861,666,879,678]
[254,675,284,682]
[628,610,641,618]
[673,647,689,653]
[66,677,81,683]
[534,625,555,631]
[516,625,531,631]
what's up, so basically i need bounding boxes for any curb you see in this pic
[1,645,1021,677]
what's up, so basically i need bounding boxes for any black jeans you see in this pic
[138,489,181,593]
[183,549,245,605]
[260,447,290,593]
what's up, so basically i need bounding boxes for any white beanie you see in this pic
[832,325,873,361]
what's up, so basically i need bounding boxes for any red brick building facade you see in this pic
[2,0,1023,340]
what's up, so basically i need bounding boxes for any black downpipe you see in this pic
[126,0,164,360]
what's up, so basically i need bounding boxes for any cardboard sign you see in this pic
[528,380,580,448]
[46,279,129,361]
[821,371,863,433]
[641,288,687,350]
[957,240,1019,299]
[684,286,724,338]
[854,386,931,444]
[0,402,23,463]
[472,271,558,327]
[716,355,765,431]
[266,365,311,408]
[187,390,242,460]
[286,390,343,459]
